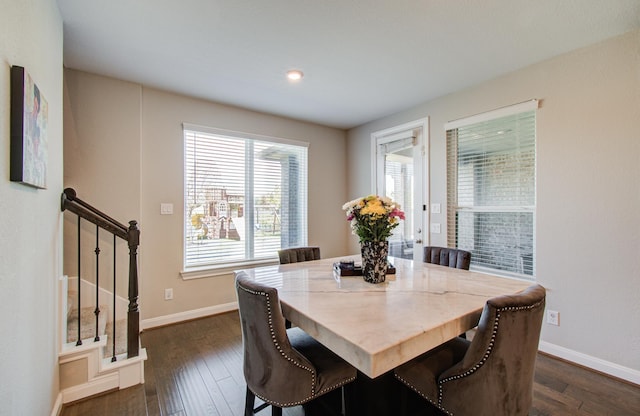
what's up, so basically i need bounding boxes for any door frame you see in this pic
[370,117,430,255]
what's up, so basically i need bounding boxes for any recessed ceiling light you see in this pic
[286,69,304,81]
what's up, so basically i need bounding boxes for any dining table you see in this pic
[236,254,533,414]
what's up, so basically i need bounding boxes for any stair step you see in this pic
[104,319,128,357]
[67,290,76,319]
[67,305,108,344]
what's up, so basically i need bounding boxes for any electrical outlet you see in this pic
[546,310,559,326]
[164,288,173,300]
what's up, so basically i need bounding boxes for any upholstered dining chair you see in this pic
[423,246,471,270]
[277,246,321,328]
[424,246,473,338]
[235,271,357,416]
[394,284,546,416]
[277,246,321,264]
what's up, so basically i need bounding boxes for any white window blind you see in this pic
[447,104,536,278]
[184,127,308,269]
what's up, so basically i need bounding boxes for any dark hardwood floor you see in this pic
[61,311,640,416]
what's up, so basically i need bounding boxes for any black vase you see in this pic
[360,240,389,284]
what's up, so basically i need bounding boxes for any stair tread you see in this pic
[104,319,128,357]
[67,305,109,343]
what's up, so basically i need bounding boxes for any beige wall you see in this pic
[0,0,64,414]
[63,72,349,320]
[62,71,141,294]
[348,30,640,373]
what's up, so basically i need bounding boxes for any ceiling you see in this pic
[56,0,640,129]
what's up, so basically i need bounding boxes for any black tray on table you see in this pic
[333,261,396,276]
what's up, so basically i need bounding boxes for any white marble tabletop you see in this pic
[237,255,532,379]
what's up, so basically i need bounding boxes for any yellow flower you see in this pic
[361,200,386,216]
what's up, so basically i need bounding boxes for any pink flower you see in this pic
[346,213,354,221]
[390,208,405,220]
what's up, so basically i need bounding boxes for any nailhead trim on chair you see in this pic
[394,372,443,412]
[395,299,545,416]
[238,282,356,409]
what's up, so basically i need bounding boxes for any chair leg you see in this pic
[271,406,282,416]
[245,387,256,416]
[399,384,408,416]
[343,382,356,416]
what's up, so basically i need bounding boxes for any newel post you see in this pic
[127,220,140,358]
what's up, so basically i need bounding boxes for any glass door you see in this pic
[373,119,428,261]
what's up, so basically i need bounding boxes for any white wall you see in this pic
[347,30,640,376]
[63,72,349,321]
[0,0,64,414]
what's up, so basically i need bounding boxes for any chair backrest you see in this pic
[423,246,471,270]
[235,272,318,407]
[278,246,321,264]
[438,284,546,416]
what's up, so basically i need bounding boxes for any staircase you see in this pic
[59,189,146,404]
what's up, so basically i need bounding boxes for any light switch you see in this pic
[430,203,441,214]
[430,223,441,233]
[160,203,173,215]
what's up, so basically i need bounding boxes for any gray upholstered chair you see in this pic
[424,246,472,338]
[278,246,321,264]
[277,246,321,328]
[394,284,546,416]
[423,246,471,270]
[235,271,356,416]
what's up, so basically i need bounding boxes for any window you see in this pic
[446,101,537,278]
[184,125,308,269]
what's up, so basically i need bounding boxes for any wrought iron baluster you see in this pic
[76,216,82,346]
[111,233,117,362]
[94,225,101,342]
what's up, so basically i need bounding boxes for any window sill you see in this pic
[180,258,279,280]
[470,265,535,282]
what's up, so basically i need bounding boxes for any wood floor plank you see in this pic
[198,342,232,381]
[533,357,569,393]
[174,365,220,416]
[144,326,187,415]
[173,324,225,416]
[535,353,640,415]
[216,373,247,415]
[192,354,236,416]
[564,383,640,416]
[532,380,582,414]
[142,352,162,416]
[106,384,148,415]
[61,311,640,416]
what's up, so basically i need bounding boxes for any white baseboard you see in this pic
[140,302,238,330]
[50,392,63,416]
[539,341,640,385]
[61,372,120,404]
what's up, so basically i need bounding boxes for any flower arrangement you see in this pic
[342,195,405,243]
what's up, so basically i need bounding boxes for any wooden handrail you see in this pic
[61,188,128,239]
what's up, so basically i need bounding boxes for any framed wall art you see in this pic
[10,65,48,189]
